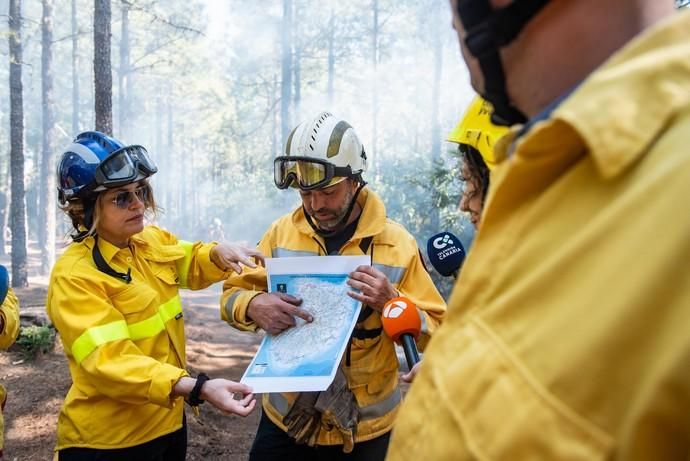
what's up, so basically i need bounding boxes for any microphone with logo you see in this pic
[426,230,472,279]
[381,296,421,370]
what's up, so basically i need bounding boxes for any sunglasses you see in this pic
[110,185,151,209]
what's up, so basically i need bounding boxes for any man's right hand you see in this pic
[247,292,313,335]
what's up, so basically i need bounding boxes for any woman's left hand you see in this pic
[210,242,265,274]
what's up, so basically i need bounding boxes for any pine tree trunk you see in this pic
[118,1,130,138]
[94,0,113,134]
[0,190,10,256]
[71,0,80,134]
[430,0,443,232]
[280,0,292,146]
[292,1,301,117]
[9,0,29,287]
[327,8,335,107]
[39,0,57,275]
[371,0,380,182]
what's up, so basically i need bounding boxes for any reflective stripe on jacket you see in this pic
[388,11,690,461]
[221,187,446,445]
[47,225,228,450]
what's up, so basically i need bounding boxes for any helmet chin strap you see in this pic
[69,195,132,283]
[458,0,549,126]
[71,196,97,243]
[304,180,366,238]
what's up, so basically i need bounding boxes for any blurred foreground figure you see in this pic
[388,1,690,460]
[0,265,19,459]
[48,131,260,460]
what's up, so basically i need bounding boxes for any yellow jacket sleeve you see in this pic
[49,274,186,408]
[397,245,446,350]
[141,226,229,290]
[220,228,274,332]
[175,240,228,290]
[0,288,20,350]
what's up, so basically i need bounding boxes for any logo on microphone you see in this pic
[432,234,454,250]
[383,299,409,319]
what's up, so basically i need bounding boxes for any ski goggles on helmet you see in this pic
[274,156,353,190]
[94,145,158,189]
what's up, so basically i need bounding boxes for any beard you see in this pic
[312,188,354,231]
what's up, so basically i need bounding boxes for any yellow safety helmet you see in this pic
[447,96,509,170]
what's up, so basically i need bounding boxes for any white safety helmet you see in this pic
[274,111,367,190]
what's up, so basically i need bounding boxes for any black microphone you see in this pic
[426,229,473,279]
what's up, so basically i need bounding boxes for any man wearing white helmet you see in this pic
[221,112,446,460]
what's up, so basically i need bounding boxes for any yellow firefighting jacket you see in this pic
[0,288,20,452]
[388,10,690,461]
[0,288,19,350]
[47,226,228,450]
[221,187,446,445]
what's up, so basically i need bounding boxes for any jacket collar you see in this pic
[93,236,128,264]
[84,231,151,264]
[551,10,690,179]
[292,186,392,244]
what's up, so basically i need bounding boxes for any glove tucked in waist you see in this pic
[282,367,359,453]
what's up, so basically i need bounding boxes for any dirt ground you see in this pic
[1,245,413,461]
[1,280,263,461]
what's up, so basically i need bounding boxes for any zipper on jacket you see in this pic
[312,237,327,256]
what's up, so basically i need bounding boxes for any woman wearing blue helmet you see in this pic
[48,131,261,460]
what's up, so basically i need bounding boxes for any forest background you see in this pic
[1,0,479,294]
[2,0,689,458]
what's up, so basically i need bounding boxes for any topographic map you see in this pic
[269,276,355,371]
[241,255,368,392]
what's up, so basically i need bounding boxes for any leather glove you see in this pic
[282,391,320,446]
[315,368,359,453]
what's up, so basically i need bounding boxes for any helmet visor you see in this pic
[274,157,337,190]
[96,146,158,187]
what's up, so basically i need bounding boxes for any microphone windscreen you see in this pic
[381,297,421,342]
[426,230,472,277]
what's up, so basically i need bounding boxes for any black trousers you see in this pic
[249,410,390,461]
[58,415,187,461]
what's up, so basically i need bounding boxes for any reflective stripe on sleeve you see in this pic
[175,240,194,288]
[359,387,402,420]
[272,248,319,258]
[373,263,405,285]
[69,295,183,365]
[71,320,130,364]
[224,291,243,321]
[128,295,182,340]
[417,307,429,335]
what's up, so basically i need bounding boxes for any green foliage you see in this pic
[16,325,56,360]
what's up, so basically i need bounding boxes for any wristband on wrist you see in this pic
[188,373,210,406]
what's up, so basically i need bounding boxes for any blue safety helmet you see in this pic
[57,131,158,204]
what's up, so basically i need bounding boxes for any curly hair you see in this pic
[459,145,491,206]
